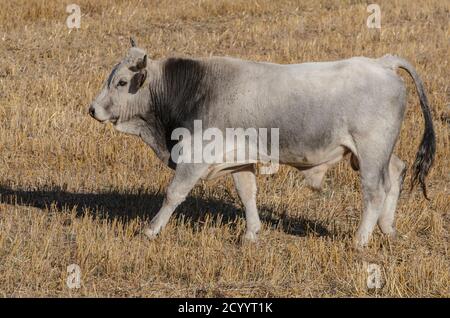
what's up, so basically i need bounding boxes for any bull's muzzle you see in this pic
[88,104,96,118]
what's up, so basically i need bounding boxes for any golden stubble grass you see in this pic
[0,0,449,297]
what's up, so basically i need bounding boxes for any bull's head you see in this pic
[88,38,149,125]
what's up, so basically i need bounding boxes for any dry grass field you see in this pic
[0,0,449,297]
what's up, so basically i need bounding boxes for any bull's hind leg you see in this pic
[377,154,407,238]
[355,151,392,248]
[232,165,261,242]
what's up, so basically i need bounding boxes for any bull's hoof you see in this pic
[353,242,366,251]
[242,231,258,243]
[143,227,159,240]
[387,231,409,243]
[384,230,398,241]
[353,234,369,251]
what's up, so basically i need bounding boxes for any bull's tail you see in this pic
[379,54,436,199]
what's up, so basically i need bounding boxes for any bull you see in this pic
[89,39,435,248]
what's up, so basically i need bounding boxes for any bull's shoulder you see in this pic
[161,57,207,80]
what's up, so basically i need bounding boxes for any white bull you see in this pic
[89,39,435,248]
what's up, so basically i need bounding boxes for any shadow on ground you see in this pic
[0,185,331,237]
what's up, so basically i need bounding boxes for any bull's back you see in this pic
[208,56,399,123]
[203,56,405,162]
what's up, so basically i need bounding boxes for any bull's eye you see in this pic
[118,80,127,87]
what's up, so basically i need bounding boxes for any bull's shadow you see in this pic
[0,185,331,238]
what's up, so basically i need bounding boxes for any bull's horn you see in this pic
[130,37,136,47]
[136,54,147,70]
[129,54,147,72]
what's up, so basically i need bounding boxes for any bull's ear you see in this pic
[138,69,147,87]
[129,55,147,72]
[130,37,136,47]
[129,69,147,94]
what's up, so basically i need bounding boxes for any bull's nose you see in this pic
[88,105,95,118]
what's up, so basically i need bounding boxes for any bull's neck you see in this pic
[149,57,211,132]
[141,58,212,169]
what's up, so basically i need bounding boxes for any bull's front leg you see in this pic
[232,165,261,242]
[144,163,209,239]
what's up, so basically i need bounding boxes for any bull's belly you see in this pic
[201,163,254,180]
[200,145,348,181]
[278,144,348,167]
